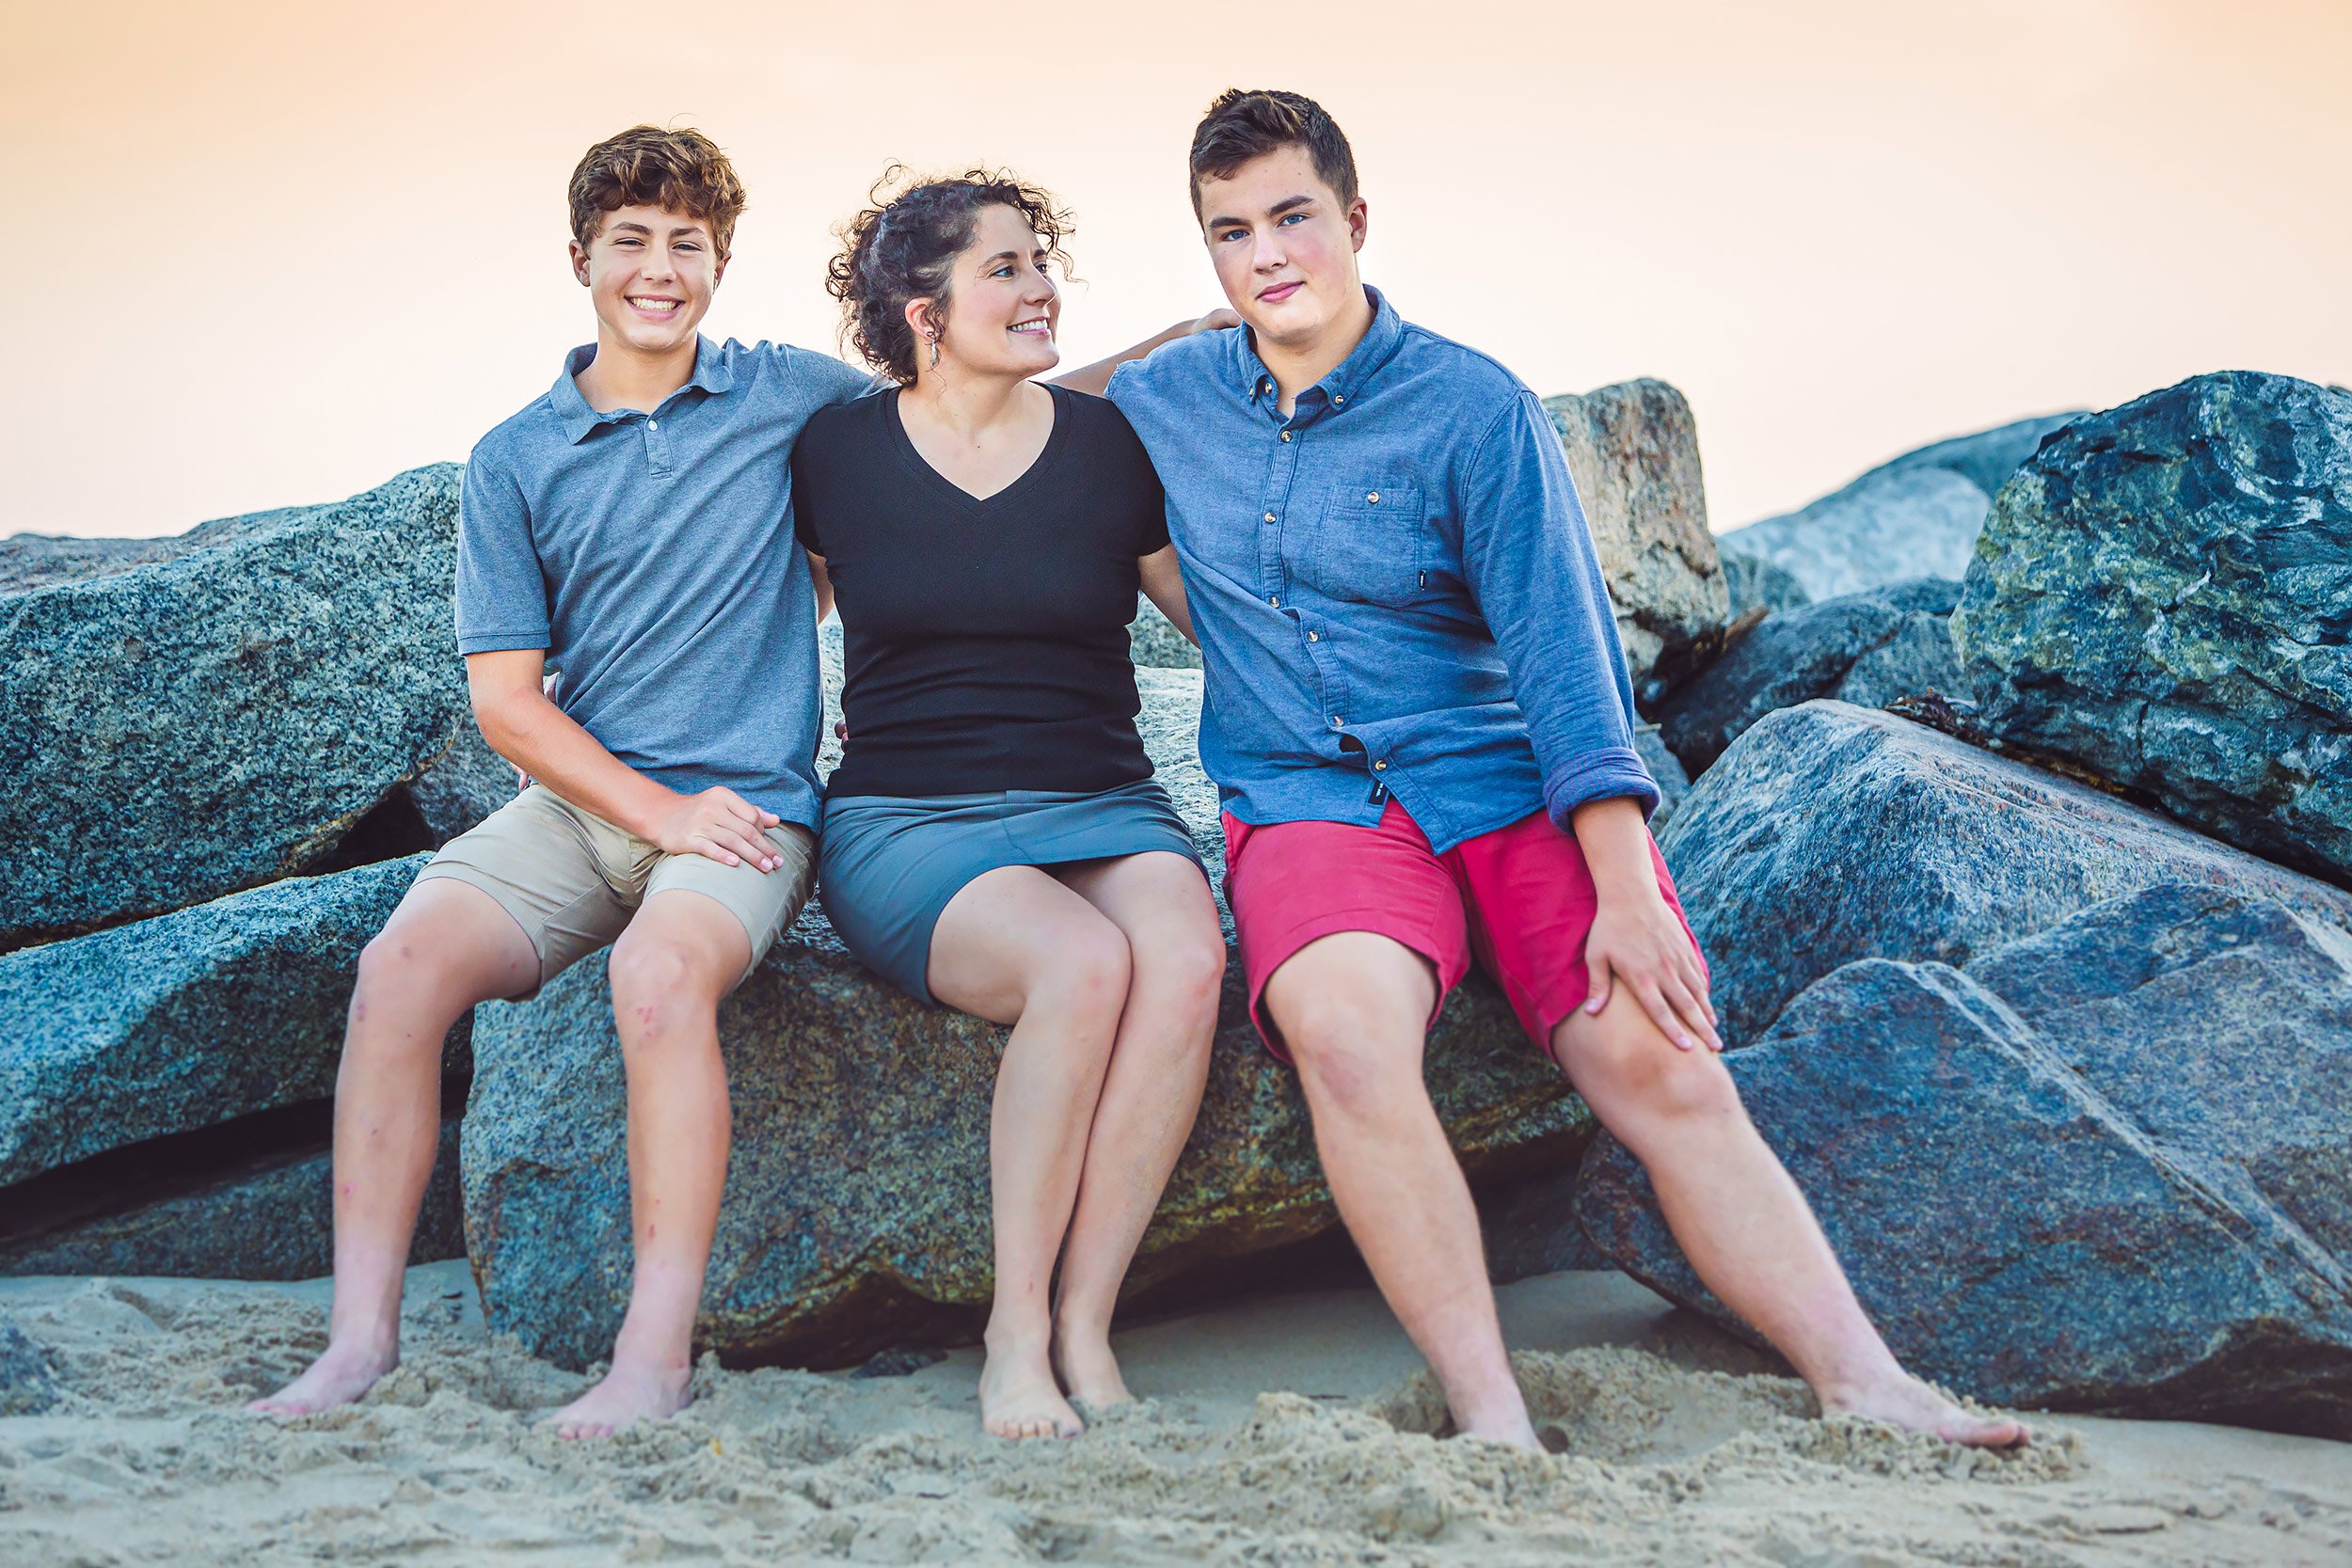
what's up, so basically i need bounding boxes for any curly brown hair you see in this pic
[568,126,747,258]
[826,166,1073,386]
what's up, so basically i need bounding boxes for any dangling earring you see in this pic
[927,331,941,371]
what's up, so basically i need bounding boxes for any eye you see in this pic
[1217,227,1248,243]
[991,263,1016,278]
[1278,212,1309,227]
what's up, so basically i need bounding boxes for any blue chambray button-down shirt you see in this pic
[1107,288,1657,854]
[455,335,869,832]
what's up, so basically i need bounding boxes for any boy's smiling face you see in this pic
[1197,145,1367,356]
[569,203,725,356]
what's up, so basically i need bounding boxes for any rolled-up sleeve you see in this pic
[1456,390,1659,824]
[453,449,550,656]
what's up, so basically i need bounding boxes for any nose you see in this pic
[1251,226,1287,273]
[1023,262,1057,306]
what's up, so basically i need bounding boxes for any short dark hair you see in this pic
[826,166,1074,386]
[568,126,746,258]
[1188,88,1359,219]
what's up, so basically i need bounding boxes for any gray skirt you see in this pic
[818,778,1202,1005]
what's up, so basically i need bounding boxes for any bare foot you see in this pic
[1454,1411,1545,1452]
[246,1338,398,1417]
[544,1358,691,1441]
[980,1337,1083,1440]
[1825,1373,2031,1449]
[1050,1320,1133,1412]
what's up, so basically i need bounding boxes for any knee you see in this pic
[1564,1017,1743,1125]
[1156,927,1230,1025]
[1039,921,1133,1028]
[353,926,463,1011]
[1285,995,1417,1119]
[607,937,717,1039]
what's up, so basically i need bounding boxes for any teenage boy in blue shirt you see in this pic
[1108,90,2026,1452]
[252,126,1213,1437]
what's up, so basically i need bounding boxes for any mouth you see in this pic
[1256,281,1304,306]
[1009,317,1054,337]
[626,295,685,319]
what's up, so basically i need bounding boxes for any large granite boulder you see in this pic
[0,467,471,947]
[0,855,461,1189]
[1721,550,1810,618]
[1544,379,1728,699]
[1657,701,2352,1047]
[0,1120,464,1281]
[1632,728,1690,832]
[0,1318,58,1415]
[1578,883,2352,1434]
[1655,579,1965,775]
[1717,414,2080,601]
[1954,372,2352,886]
[464,671,1587,1370]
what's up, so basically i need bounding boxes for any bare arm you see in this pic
[807,550,835,624]
[467,648,788,872]
[1052,309,1242,397]
[1137,545,1197,644]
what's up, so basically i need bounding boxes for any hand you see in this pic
[1188,307,1243,335]
[1581,891,1720,1052]
[649,786,785,873]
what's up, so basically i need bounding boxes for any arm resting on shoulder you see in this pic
[466,649,787,872]
[1137,545,1198,644]
[1052,309,1241,396]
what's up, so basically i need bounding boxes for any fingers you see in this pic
[1582,945,1613,1017]
[1631,978,1696,1052]
[1661,971,1723,1053]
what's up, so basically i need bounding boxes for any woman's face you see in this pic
[917,203,1061,380]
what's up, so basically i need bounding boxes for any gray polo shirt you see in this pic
[455,336,868,832]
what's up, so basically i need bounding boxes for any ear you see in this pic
[1346,197,1370,256]
[712,250,729,289]
[569,239,593,287]
[903,295,941,345]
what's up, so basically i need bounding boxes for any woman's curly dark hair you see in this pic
[826,166,1074,385]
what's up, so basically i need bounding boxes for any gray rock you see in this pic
[0,1120,464,1281]
[1717,414,2080,601]
[1720,550,1811,618]
[402,724,518,847]
[0,855,463,1187]
[1656,701,2352,1046]
[464,672,1589,1370]
[1577,883,2352,1434]
[0,467,471,947]
[1655,580,1964,774]
[0,507,311,595]
[1481,1166,1617,1283]
[1633,727,1689,832]
[0,1317,58,1415]
[1130,595,1200,669]
[1954,372,2352,886]
[1544,380,1729,697]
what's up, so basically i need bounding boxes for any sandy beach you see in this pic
[2,1261,2344,1567]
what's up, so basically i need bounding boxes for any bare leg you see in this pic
[1552,990,2028,1448]
[548,890,749,1439]
[248,879,537,1416]
[1045,853,1224,1408]
[1263,933,1540,1450]
[929,866,1131,1440]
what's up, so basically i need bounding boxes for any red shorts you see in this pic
[1221,800,1705,1063]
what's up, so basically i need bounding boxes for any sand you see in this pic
[1,1262,2346,1567]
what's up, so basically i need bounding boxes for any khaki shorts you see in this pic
[416,785,817,1000]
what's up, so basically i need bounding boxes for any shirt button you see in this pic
[1373,759,1388,771]
[1366,491,1380,504]
[1330,715,1344,728]
[1279,431,1293,442]
[1334,394,1346,404]
[1263,512,1277,523]
[647,420,659,431]
[1306,630,1320,642]
[1269,595,1281,609]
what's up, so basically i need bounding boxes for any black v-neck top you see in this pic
[791,382,1170,799]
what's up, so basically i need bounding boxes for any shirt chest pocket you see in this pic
[1284,479,1428,608]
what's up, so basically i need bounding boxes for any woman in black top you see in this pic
[790,171,1227,1443]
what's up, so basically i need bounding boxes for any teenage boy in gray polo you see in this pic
[253,124,1218,1438]
[1107,89,2027,1452]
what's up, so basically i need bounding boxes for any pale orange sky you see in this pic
[7,0,2347,538]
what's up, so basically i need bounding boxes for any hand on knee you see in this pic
[1561,1013,1744,1127]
